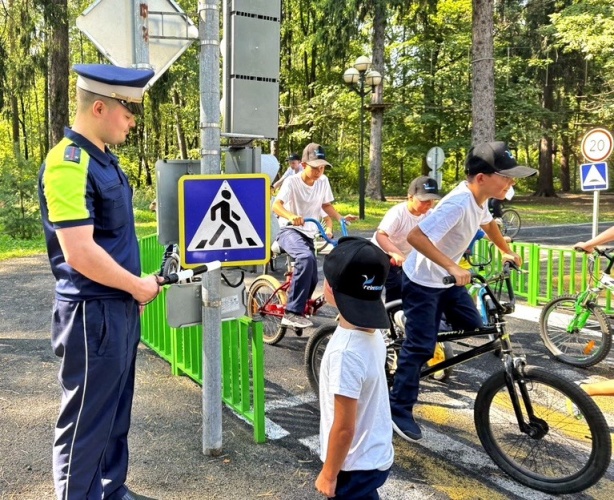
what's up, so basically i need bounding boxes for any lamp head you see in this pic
[365,70,382,87]
[343,67,360,85]
[354,55,372,73]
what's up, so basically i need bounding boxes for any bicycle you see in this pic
[305,263,611,494]
[247,217,348,345]
[539,247,614,367]
[500,208,521,238]
[489,198,521,238]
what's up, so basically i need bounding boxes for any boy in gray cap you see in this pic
[38,64,159,500]
[372,175,440,302]
[316,237,393,499]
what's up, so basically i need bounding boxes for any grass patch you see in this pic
[2,192,614,261]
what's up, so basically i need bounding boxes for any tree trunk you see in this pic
[8,0,20,157]
[560,129,571,192]
[47,0,69,147]
[366,0,386,202]
[471,0,495,145]
[534,62,557,197]
[172,90,188,159]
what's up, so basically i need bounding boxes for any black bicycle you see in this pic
[305,263,611,494]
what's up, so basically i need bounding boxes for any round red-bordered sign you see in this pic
[581,128,613,162]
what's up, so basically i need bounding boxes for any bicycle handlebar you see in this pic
[160,262,220,285]
[442,261,517,285]
[299,217,350,246]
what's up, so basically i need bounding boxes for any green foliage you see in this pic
[0,153,42,240]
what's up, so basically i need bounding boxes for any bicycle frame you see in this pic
[253,217,348,320]
[417,269,517,379]
[568,248,614,331]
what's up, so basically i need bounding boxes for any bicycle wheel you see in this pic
[162,254,180,277]
[475,366,611,494]
[247,276,287,345]
[539,294,612,367]
[304,321,336,394]
[500,209,521,238]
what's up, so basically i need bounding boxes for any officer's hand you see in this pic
[133,275,162,306]
[343,214,358,223]
[325,229,334,239]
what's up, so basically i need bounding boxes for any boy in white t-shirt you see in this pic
[372,175,440,302]
[272,143,357,328]
[390,141,537,442]
[316,237,393,499]
[272,152,303,191]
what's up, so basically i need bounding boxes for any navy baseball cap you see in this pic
[287,153,300,161]
[73,64,154,115]
[324,237,390,329]
[466,141,537,178]
[408,176,441,201]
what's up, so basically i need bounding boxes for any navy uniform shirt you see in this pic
[38,127,141,301]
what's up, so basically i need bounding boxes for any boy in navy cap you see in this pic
[389,141,536,442]
[316,237,394,499]
[38,64,159,500]
[272,152,303,191]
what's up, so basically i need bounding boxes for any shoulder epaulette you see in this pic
[63,145,82,164]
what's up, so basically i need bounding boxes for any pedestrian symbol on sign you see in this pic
[187,180,263,251]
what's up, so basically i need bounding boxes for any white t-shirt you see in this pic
[371,202,426,257]
[319,326,394,472]
[403,181,492,288]
[277,165,304,185]
[276,174,334,238]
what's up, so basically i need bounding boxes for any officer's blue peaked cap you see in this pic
[73,64,154,115]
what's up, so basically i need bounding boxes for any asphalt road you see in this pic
[2,223,614,499]
[515,221,614,247]
[251,246,614,500]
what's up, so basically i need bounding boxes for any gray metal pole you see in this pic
[198,0,223,456]
[199,0,221,175]
[132,0,151,68]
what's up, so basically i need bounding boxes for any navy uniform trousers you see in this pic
[51,297,140,500]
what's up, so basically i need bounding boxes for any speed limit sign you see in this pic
[581,128,613,162]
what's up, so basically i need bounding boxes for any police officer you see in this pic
[38,64,161,500]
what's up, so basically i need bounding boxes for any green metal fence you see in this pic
[138,234,266,443]
[472,239,613,312]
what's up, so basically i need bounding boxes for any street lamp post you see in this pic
[343,56,382,219]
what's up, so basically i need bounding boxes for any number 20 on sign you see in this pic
[581,128,613,163]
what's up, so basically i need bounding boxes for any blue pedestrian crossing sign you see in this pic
[580,162,608,191]
[178,174,270,267]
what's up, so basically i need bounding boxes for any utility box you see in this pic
[222,1,281,139]
[155,159,200,245]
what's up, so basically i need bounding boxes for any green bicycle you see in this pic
[539,247,614,368]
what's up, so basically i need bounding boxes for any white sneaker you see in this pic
[281,312,313,328]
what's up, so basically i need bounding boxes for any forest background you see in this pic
[0,0,613,243]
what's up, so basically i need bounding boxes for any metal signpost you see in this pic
[426,146,445,187]
[580,128,614,238]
